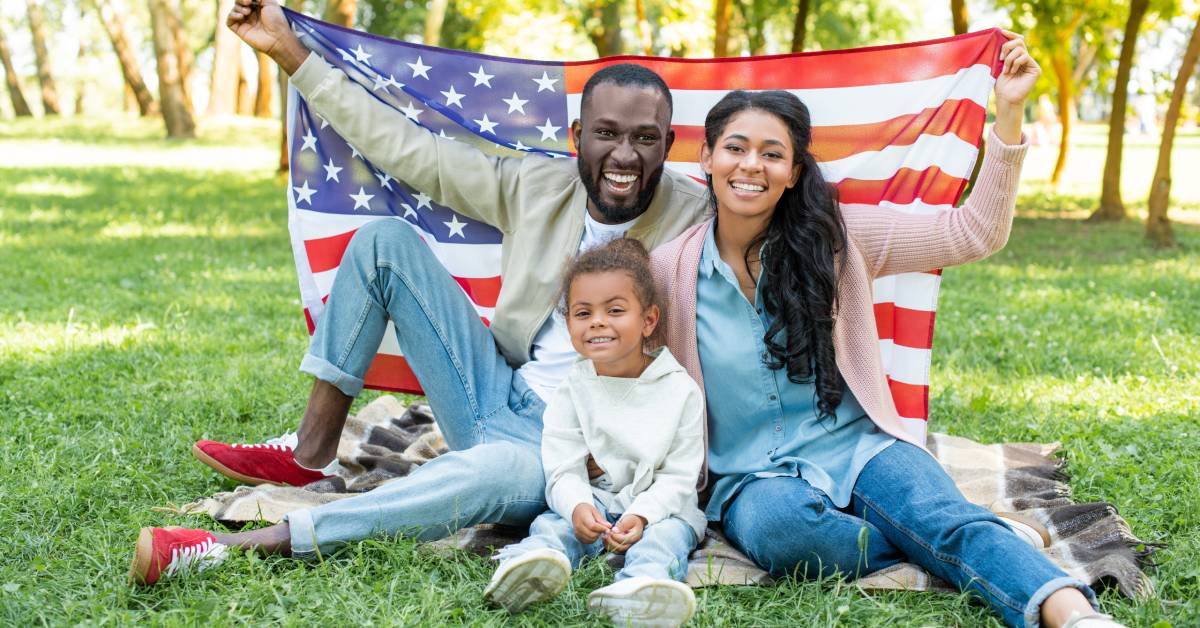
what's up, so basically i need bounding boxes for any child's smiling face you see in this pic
[566,270,660,378]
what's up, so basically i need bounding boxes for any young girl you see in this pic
[483,238,706,628]
[649,33,1124,628]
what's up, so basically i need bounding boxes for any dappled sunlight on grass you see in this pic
[98,221,272,241]
[10,178,95,199]
[0,318,160,357]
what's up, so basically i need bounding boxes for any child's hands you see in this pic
[604,515,646,554]
[572,503,612,544]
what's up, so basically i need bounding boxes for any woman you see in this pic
[650,33,1120,628]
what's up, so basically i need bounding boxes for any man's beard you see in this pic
[577,158,665,224]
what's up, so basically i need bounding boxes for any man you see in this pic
[129,0,708,597]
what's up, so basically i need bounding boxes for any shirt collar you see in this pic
[699,221,722,279]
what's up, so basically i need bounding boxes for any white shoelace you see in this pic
[163,538,228,577]
[231,432,299,451]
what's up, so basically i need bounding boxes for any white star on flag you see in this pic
[400,101,424,121]
[513,140,530,151]
[401,203,416,218]
[468,65,493,87]
[316,114,329,129]
[441,85,465,108]
[372,74,392,92]
[438,129,455,141]
[337,48,355,63]
[350,145,363,160]
[502,92,528,114]
[300,130,317,152]
[292,180,316,205]
[412,191,433,210]
[408,56,432,79]
[474,113,498,135]
[535,119,561,141]
[375,171,394,190]
[323,158,342,182]
[444,214,467,238]
[533,71,558,92]
[350,187,374,211]
[352,44,372,64]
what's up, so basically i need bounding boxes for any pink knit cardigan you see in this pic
[651,129,1029,485]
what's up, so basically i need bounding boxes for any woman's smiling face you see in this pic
[701,108,801,223]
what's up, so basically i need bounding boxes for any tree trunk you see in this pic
[951,0,968,35]
[586,1,622,57]
[278,61,288,172]
[93,0,156,116]
[207,0,241,115]
[635,0,653,55]
[148,0,195,137]
[424,0,448,46]
[791,0,809,52]
[236,61,253,115]
[714,0,733,56]
[323,0,355,27]
[1091,0,1149,222]
[1050,49,1074,188]
[1146,12,1200,248]
[124,82,136,113]
[254,51,272,117]
[0,27,33,117]
[164,0,194,114]
[25,0,61,115]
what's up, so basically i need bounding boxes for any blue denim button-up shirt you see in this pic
[697,222,895,519]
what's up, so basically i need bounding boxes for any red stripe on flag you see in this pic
[363,353,425,395]
[666,100,987,165]
[454,275,503,308]
[835,166,966,206]
[564,29,1003,92]
[306,228,358,274]
[874,303,937,350]
[888,378,929,419]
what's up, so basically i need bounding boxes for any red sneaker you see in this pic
[191,433,336,487]
[129,527,228,586]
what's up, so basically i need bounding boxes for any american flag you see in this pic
[283,8,1005,443]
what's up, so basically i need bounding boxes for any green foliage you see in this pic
[0,115,1197,625]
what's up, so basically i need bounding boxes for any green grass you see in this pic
[0,114,1197,626]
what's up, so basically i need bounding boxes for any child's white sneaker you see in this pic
[483,548,571,613]
[587,576,696,627]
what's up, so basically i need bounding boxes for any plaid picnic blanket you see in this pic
[175,396,1156,597]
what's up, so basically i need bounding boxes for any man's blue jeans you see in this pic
[284,219,548,556]
[494,500,697,582]
[722,441,1098,628]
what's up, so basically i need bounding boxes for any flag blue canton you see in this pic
[286,10,572,246]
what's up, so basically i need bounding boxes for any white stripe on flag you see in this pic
[878,340,932,386]
[567,64,995,128]
[817,133,981,182]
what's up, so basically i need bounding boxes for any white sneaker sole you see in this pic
[587,579,696,627]
[484,549,571,614]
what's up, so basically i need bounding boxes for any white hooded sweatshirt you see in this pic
[541,347,708,540]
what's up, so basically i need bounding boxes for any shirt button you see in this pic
[775,425,782,432]
[769,394,777,401]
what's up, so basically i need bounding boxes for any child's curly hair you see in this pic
[558,238,663,345]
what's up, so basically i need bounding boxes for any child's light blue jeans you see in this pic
[283,219,549,556]
[495,499,698,582]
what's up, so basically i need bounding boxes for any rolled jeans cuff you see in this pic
[283,507,322,561]
[1023,576,1098,628]
[300,353,364,398]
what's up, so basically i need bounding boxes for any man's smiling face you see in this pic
[572,82,675,225]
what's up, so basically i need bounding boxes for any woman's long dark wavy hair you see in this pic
[704,90,848,421]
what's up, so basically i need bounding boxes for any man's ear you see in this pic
[571,119,582,153]
[663,126,676,157]
[699,143,713,175]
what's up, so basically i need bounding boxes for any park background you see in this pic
[1,0,1198,625]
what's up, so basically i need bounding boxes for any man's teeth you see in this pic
[604,173,638,184]
[588,337,614,344]
[731,182,765,192]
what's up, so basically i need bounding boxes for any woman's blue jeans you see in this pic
[722,441,1098,628]
[283,219,549,556]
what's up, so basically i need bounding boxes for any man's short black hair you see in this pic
[580,63,673,116]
